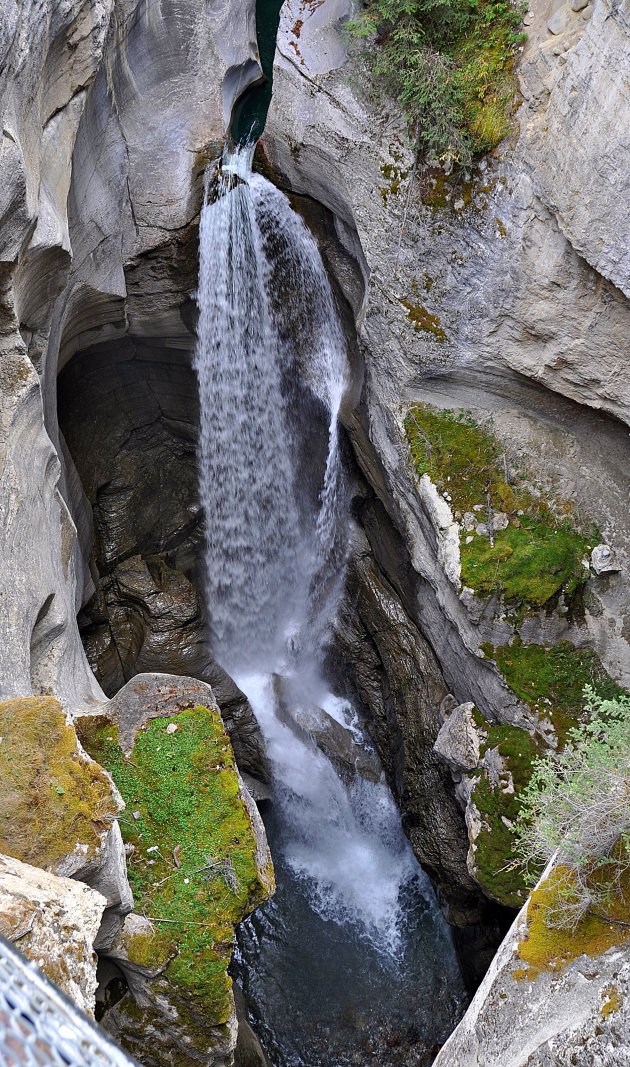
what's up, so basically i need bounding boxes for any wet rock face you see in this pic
[58,339,203,583]
[0,853,107,1018]
[332,539,484,925]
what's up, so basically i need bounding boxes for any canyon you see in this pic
[0,0,629,1064]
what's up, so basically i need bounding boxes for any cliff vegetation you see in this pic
[404,404,592,611]
[347,0,526,163]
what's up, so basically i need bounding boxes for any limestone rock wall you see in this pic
[0,0,261,711]
[256,0,630,996]
[262,0,630,742]
[0,0,112,709]
[0,3,268,1062]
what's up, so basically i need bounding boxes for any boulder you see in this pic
[0,852,106,1017]
[0,696,131,947]
[434,703,481,775]
[77,686,274,1066]
[273,674,382,785]
[101,672,269,782]
[547,5,574,34]
[591,544,621,576]
[434,865,630,1066]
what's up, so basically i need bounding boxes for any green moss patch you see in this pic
[0,697,117,872]
[78,706,273,1027]
[601,985,624,1018]
[462,519,589,607]
[404,404,592,610]
[470,722,540,907]
[484,642,626,744]
[515,865,630,979]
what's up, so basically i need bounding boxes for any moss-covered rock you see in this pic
[467,719,541,909]
[0,697,119,876]
[483,641,626,744]
[78,699,274,1065]
[404,404,592,611]
[462,644,628,907]
[515,865,630,980]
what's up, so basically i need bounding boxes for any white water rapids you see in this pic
[194,146,440,961]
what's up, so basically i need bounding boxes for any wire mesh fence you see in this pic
[0,933,136,1067]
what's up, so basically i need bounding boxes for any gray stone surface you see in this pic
[591,544,620,575]
[434,875,630,1066]
[434,703,481,775]
[273,674,383,785]
[547,6,574,33]
[332,531,486,923]
[0,853,106,1017]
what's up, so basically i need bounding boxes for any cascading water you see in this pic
[195,146,466,1065]
[195,146,306,669]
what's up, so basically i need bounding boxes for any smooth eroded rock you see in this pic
[434,703,481,775]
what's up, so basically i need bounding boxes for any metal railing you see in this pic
[0,933,137,1067]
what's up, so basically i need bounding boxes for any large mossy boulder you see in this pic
[77,675,274,1066]
[434,863,630,1066]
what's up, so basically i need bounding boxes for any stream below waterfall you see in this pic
[194,146,467,1066]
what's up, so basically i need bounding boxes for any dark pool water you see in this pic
[233,807,468,1067]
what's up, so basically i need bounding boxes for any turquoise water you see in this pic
[230,0,285,144]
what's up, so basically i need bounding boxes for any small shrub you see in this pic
[346,0,526,164]
[514,689,630,929]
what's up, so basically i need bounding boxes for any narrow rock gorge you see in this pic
[0,0,628,1065]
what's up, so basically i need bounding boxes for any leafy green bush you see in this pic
[346,0,526,164]
[515,688,630,929]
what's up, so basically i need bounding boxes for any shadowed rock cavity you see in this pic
[57,338,269,784]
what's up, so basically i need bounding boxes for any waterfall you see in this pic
[195,146,346,672]
[194,147,454,973]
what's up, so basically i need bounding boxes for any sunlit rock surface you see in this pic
[434,877,630,1067]
[0,853,106,1017]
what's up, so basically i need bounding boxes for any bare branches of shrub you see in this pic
[515,687,630,929]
